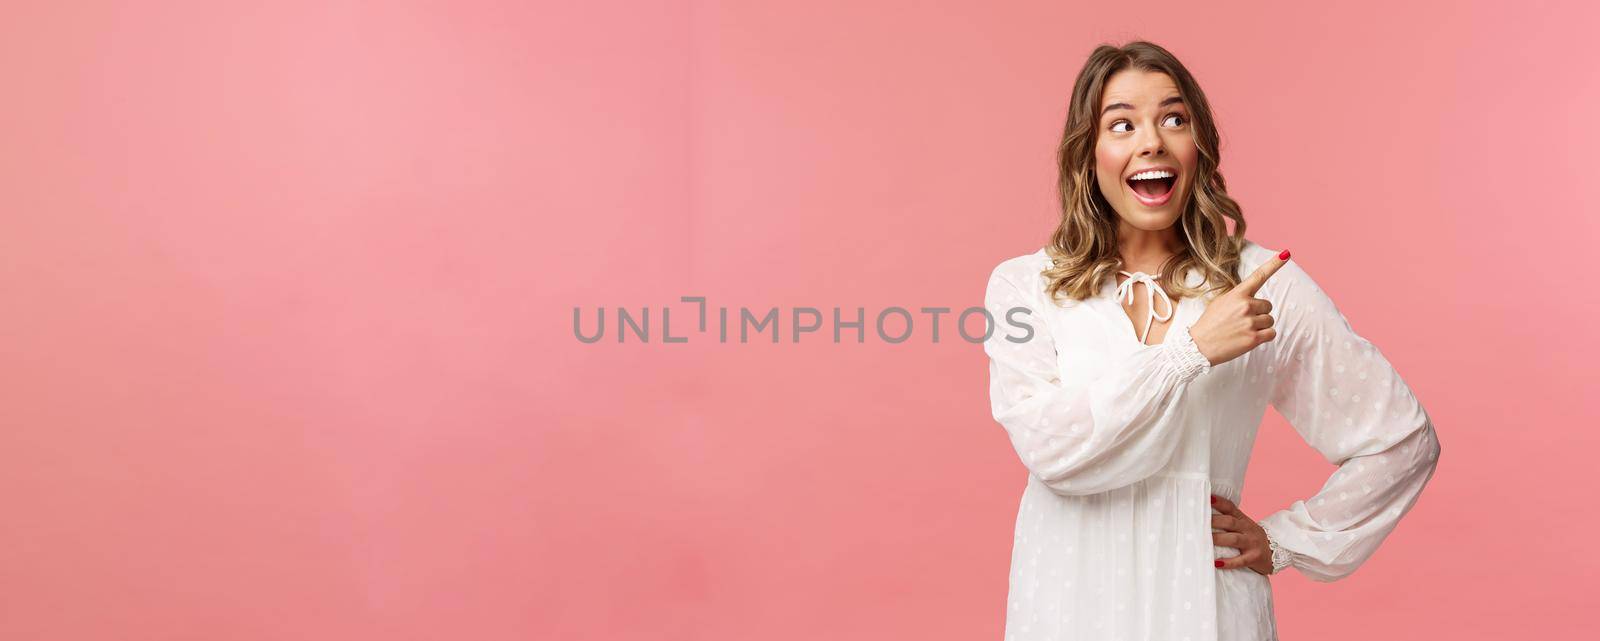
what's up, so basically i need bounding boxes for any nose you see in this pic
[1136,124,1166,157]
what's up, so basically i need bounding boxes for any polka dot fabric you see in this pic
[982,239,1441,641]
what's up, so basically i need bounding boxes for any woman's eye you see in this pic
[1109,115,1183,133]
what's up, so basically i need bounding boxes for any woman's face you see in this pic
[1094,69,1198,232]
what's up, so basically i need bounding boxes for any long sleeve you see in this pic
[982,262,1212,496]
[1256,260,1442,582]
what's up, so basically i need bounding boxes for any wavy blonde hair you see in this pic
[1043,41,1246,304]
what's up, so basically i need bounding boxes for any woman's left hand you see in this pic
[1210,495,1274,576]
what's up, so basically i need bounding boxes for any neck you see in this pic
[1116,221,1184,273]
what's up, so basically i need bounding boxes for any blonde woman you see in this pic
[982,41,1440,641]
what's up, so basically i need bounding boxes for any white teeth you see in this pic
[1129,170,1175,181]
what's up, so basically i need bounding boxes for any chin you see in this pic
[1121,208,1182,231]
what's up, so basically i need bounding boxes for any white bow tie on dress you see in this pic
[1114,270,1174,345]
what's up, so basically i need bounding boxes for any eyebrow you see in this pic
[1101,96,1185,118]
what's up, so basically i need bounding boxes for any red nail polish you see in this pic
[1278,249,1291,260]
[1214,560,1224,568]
[1210,496,1216,504]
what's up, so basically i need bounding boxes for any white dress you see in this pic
[982,239,1441,641]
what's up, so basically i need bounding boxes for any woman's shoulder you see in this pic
[987,247,1053,289]
[987,247,1090,310]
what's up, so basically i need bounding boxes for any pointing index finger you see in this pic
[1234,249,1291,297]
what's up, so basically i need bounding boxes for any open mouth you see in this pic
[1125,170,1177,206]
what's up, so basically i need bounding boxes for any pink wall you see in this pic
[2,1,1593,639]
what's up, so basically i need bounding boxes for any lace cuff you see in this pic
[1160,324,1212,384]
[1258,519,1294,575]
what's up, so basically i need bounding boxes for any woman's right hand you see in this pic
[1188,250,1290,366]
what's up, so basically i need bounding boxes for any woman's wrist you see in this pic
[1257,519,1294,575]
[1161,324,1213,383]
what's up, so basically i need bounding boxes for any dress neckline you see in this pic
[1112,270,1178,346]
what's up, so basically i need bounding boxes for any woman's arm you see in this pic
[982,261,1212,496]
[1255,260,1442,581]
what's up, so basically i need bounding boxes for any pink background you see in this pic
[2,1,1594,639]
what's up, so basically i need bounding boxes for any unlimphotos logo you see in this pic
[573,296,1039,344]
